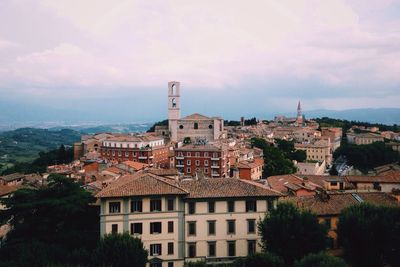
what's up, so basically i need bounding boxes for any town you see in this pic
[1,81,399,267]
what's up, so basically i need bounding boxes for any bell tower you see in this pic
[168,81,181,142]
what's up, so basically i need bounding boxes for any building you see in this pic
[159,81,225,143]
[100,135,169,168]
[345,175,400,193]
[296,101,303,125]
[285,192,399,249]
[346,132,384,145]
[96,171,281,267]
[174,144,229,178]
[236,158,264,180]
[266,174,323,196]
[321,127,342,151]
[294,139,332,165]
[295,160,326,175]
[0,173,25,186]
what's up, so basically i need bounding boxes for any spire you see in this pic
[297,101,302,118]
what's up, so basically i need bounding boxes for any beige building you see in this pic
[294,139,332,165]
[160,81,225,143]
[295,160,326,175]
[321,127,342,151]
[96,172,281,267]
[346,132,384,145]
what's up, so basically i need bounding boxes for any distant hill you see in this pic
[305,108,400,125]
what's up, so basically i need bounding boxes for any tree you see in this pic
[147,119,168,132]
[251,138,297,176]
[259,202,327,265]
[293,252,348,267]
[337,203,400,267]
[92,233,148,267]
[233,252,284,267]
[0,174,99,266]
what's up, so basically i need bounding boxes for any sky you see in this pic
[0,0,400,122]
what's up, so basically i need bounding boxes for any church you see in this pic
[155,81,225,143]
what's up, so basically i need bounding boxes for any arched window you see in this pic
[194,123,198,129]
[171,83,176,95]
[209,124,213,129]
[172,98,176,108]
[179,125,184,129]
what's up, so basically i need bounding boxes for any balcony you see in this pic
[211,165,220,169]
[149,155,154,159]
[211,173,220,177]
[211,157,220,161]
[176,164,184,168]
[138,156,147,160]
[176,156,184,160]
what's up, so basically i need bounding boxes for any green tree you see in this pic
[92,233,148,267]
[337,203,400,267]
[259,202,327,265]
[147,119,168,132]
[251,138,296,176]
[293,252,348,267]
[183,261,207,267]
[0,174,99,267]
[233,252,284,267]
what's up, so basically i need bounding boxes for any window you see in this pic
[267,199,275,211]
[228,241,236,257]
[195,160,200,166]
[324,218,332,229]
[150,222,162,234]
[168,263,174,267]
[227,220,235,234]
[246,200,257,212]
[131,200,143,212]
[188,202,196,214]
[188,243,196,258]
[204,160,209,166]
[188,221,196,236]
[150,199,162,212]
[187,152,191,157]
[204,152,209,157]
[247,219,256,234]
[179,125,184,129]
[168,221,174,233]
[195,152,200,157]
[194,123,198,129]
[208,220,216,235]
[227,200,235,212]
[187,167,191,173]
[167,198,175,211]
[248,240,256,255]
[111,224,118,234]
[168,242,174,255]
[204,168,208,174]
[109,202,121,213]
[187,160,191,165]
[208,242,216,257]
[150,244,162,256]
[131,223,143,235]
[208,201,215,213]
[209,124,213,129]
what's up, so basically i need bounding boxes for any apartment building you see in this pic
[294,139,332,165]
[100,135,169,168]
[174,144,229,178]
[346,132,384,145]
[321,127,342,151]
[96,171,281,267]
[236,158,264,180]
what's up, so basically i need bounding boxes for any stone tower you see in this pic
[296,101,303,125]
[168,81,181,142]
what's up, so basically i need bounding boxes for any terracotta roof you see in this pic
[0,173,25,182]
[121,161,149,171]
[237,158,264,169]
[96,172,281,199]
[96,172,187,198]
[346,175,400,184]
[267,174,322,194]
[103,166,125,175]
[285,192,399,216]
[0,185,22,197]
[147,168,179,176]
[175,144,222,152]
[181,113,211,120]
[179,178,281,199]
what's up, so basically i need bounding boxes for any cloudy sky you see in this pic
[0,0,399,122]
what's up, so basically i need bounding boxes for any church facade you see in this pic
[162,81,225,143]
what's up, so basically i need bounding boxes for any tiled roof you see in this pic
[0,185,22,197]
[181,113,211,120]
[0,173,25,182]
[237,158,264,169]
[175,144,222,152]
[179,178,281,199]
[96,172,187,198]
[147,168,179,176]
[284,192,399,216]
[121,161,149,171]
[96,172,281,199]
[103,166,126,175]
[346,175,400,184]
[267,174,322,194]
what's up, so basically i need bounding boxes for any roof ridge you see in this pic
[146,173,189,194]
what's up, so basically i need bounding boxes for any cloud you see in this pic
[0,0,399,115]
